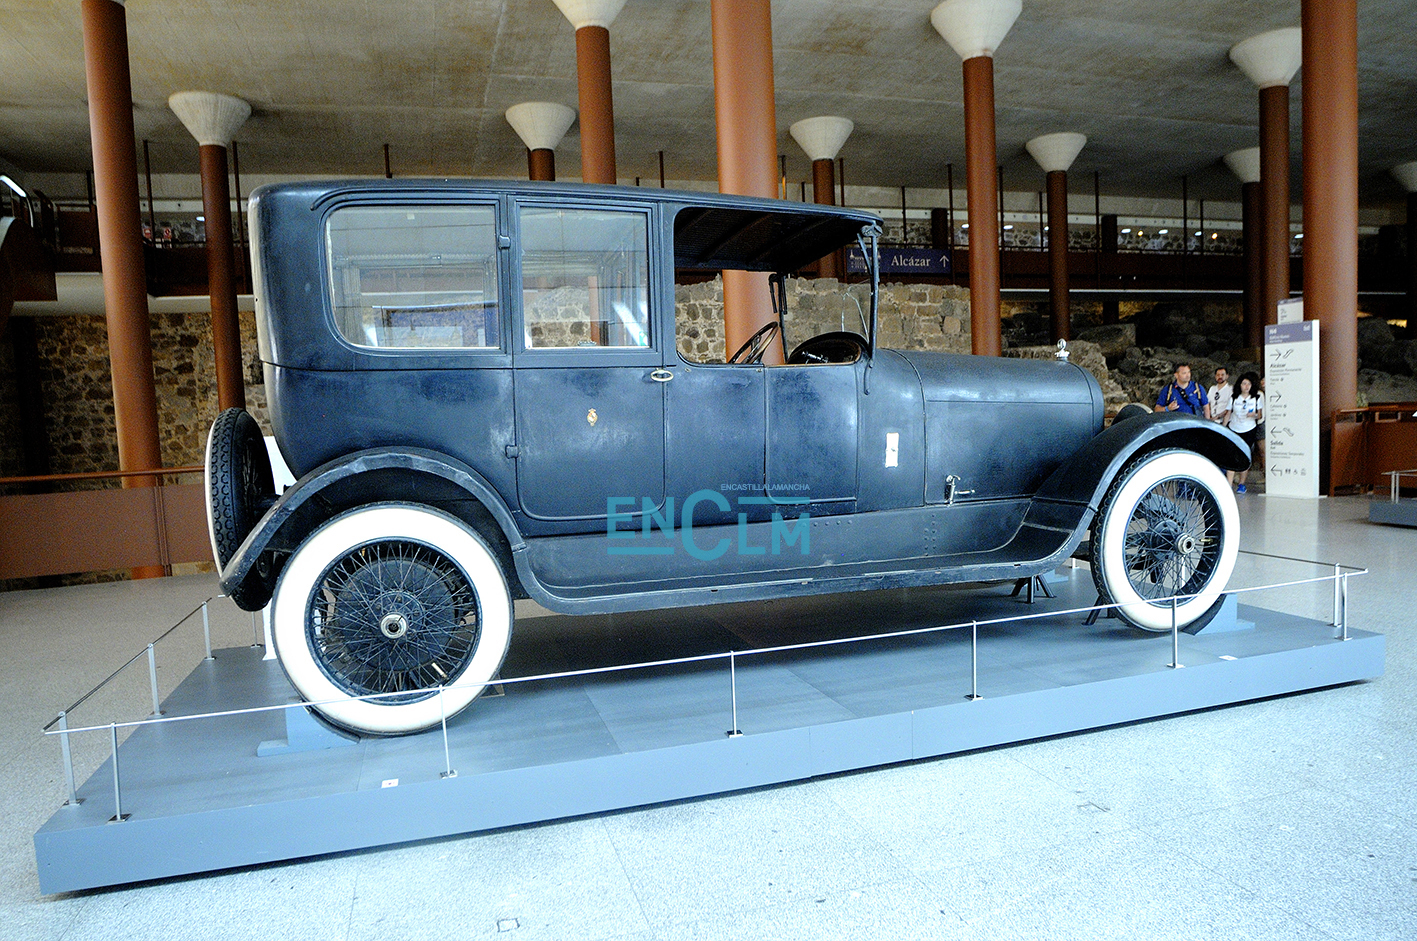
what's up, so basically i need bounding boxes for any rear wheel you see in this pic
[1091,449,1238,632]
[271,504,513,735]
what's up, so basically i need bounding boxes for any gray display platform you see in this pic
[1369,498,1417,527]
[35,569,1384,894]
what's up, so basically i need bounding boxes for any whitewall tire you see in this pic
[271,503,512,735]
[1091,449,1239,632]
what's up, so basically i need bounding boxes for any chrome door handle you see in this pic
[650,369,674,382]
[944,474,975,506]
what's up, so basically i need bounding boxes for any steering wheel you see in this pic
[787,332,867,365]
[727,322,780,365]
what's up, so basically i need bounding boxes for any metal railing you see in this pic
[1385,469,1417,503]
[41,549,1367,823]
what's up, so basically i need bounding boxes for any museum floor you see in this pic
[1,494,1414,941]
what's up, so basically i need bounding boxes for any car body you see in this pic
[206,179,1249,734]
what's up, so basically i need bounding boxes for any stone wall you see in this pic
[0,310,264,482]
[0,330,22,477]
[674,277,971,363]
[673,277,1128,411]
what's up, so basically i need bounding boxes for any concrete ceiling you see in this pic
[1,1,1414,207]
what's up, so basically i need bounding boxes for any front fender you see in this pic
[219,447,524,610]
[1033,412,1251,512]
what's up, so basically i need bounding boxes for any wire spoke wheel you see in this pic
[1092,449,1239,632]
[272,504,513,735]
[309,540,481,704]
[1119,478,1222,602]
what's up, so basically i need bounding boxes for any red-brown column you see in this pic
[576,26,617,184]
[812,158,838,279]
[1259,84,1291,324]
[963,55,1001,356]
[1302,0,1359,423]
[1242,180,1265,349]
[1046,169,1070,342]
[711,0,782,365]
[81,0,163,579]
[199,143,244,410]
[528,148,556,182]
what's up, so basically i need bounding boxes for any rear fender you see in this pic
[219,447,524,610]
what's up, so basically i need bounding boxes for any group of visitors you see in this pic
[1155,363,1265,494]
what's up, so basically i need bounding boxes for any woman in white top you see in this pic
[1226,372,1264,493]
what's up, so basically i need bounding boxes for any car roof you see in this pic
[254,178,881,273]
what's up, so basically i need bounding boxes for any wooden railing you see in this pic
[0,467,212,581]
[1330,403,1417,496]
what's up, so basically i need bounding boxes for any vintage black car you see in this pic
[206,179,1248,735]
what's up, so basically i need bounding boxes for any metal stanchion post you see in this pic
[146,643,162,716]
[1169,597,1182,669]
[727,652,742,737]
[202,601,213,661]
[438,686,456,779]
[1340,573,1349,641]
[58,712,81,807]
[1332,563,1341,626]
[108,723,127,823]
[967,620,982,700]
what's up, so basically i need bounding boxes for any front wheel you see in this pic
[1091,449,1239,632]
[271,504,513,735]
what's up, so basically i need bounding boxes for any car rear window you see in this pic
[326,205,501,350]
[520,207,650,349]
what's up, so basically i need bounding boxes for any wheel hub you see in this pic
[379,612,410,639]
[1119,477,1222,602]
[374,589,423,639]
[307,539,481,701]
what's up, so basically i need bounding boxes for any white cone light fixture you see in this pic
[1026,132,1086,173]
[790,117,854,162]
[1229,27,1302,88]
[168,91,251,148]
[505,102,577,152]
[550,0,627,29]
[1391,161,1417,194]
[930,0,1022,60]
[1225,147,1262,185]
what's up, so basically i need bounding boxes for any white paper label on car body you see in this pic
[885,432,899,468]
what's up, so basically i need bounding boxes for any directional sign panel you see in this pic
[1264,319,1320,498]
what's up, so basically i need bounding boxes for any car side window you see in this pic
[520,207,650,349]
[326,205,500,350]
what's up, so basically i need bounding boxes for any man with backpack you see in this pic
[1154,363,1210,418]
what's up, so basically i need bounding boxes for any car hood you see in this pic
[895,350,1102,417]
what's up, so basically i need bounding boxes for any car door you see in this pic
[662,358,767,528]
[765,362,859,510]
[511,202,665,524]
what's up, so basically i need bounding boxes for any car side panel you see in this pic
[266,364,518,505]
[855,350,926,513]
[895,352,1102,505]
[766,363,859,505]
[519,499,1029,604]
[923,400,1098,502]
[512,364,666,521]
[663,362,767,527]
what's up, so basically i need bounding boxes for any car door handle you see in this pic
[650,369,674,382]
